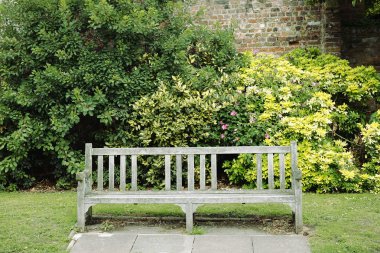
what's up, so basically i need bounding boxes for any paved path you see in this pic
[69,228,311,253]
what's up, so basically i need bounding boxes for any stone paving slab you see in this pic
[252,235,311,253]
[69,227,311,253]
[192,235,253,253]
[130,234,194,253]
[70,232,136,253]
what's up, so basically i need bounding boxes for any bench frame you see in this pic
[76,142,303,233]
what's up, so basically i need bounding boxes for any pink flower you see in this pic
[219,120,224,125]
[265,133,270,139]
[221,134,225,139]
[222,124,229,130]
[253,49,259,54]
[230,110,237,116]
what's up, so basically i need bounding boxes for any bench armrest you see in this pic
[76,170,91,181]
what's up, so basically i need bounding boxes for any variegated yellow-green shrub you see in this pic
[115,78,227,186]
[221,51,380,192]
[359,110,380,192]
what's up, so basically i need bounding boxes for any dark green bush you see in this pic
[0,0,241,190]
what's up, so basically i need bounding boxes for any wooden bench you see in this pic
[76,141,303,233]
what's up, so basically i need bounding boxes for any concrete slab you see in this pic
[69,225,311,253]
[252,235,311,253]
[192,235,253,253]
[130,234,194,253]
[70,232,136,253]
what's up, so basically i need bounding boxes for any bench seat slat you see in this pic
[92,146,290,156]
[85,192,295,205]
[89,189,293,195]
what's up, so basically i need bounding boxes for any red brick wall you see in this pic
[340,0,380,71]
[189,0,342,55]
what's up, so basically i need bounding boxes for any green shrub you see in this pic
[220,51,380,192]
[112,79,227,186]
[359,110,380,192]
[0,0,240,190]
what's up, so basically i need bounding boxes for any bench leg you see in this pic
[295,201,303,234]
[177,203,202,233]
[77,203,86,231]
[186,203,194,233]
[77,204,92,232]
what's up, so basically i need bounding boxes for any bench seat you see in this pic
[85,190,295,205]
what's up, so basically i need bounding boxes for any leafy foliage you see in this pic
[220,50,380,192]
[0,0,379,193]
[0,0,240,190]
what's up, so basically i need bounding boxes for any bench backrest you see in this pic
[84,142,298,192]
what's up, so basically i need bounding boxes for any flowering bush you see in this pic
[359,110,380,192]
[220,51,380,192]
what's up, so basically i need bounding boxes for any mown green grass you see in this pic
[0,192,76,253]
[0,192,379,253]
[303,194,380,253]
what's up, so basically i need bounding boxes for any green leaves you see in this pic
[127,80,222,148]
[0,0,241,190]
[221,50,380,193]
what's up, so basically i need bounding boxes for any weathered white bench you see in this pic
[76,142,303,233]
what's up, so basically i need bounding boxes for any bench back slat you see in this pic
[290,141,297,190]
[109,155,115,191]
[211,154,217,190]
[256,154,263,190]
[279,153,285,190]
[131,155,138,191]
[188,155,195,191]
[268,153,274,189]
[97,155,103,191]
[165,155,171,191]
[92,146,290,156]
[176,155,182,190]
[120,155,126,192]
[200,155,206,190]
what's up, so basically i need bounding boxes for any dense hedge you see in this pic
[0,1,379,192]
[0,0,240,190]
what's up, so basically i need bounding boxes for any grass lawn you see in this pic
[0,192,379,253]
